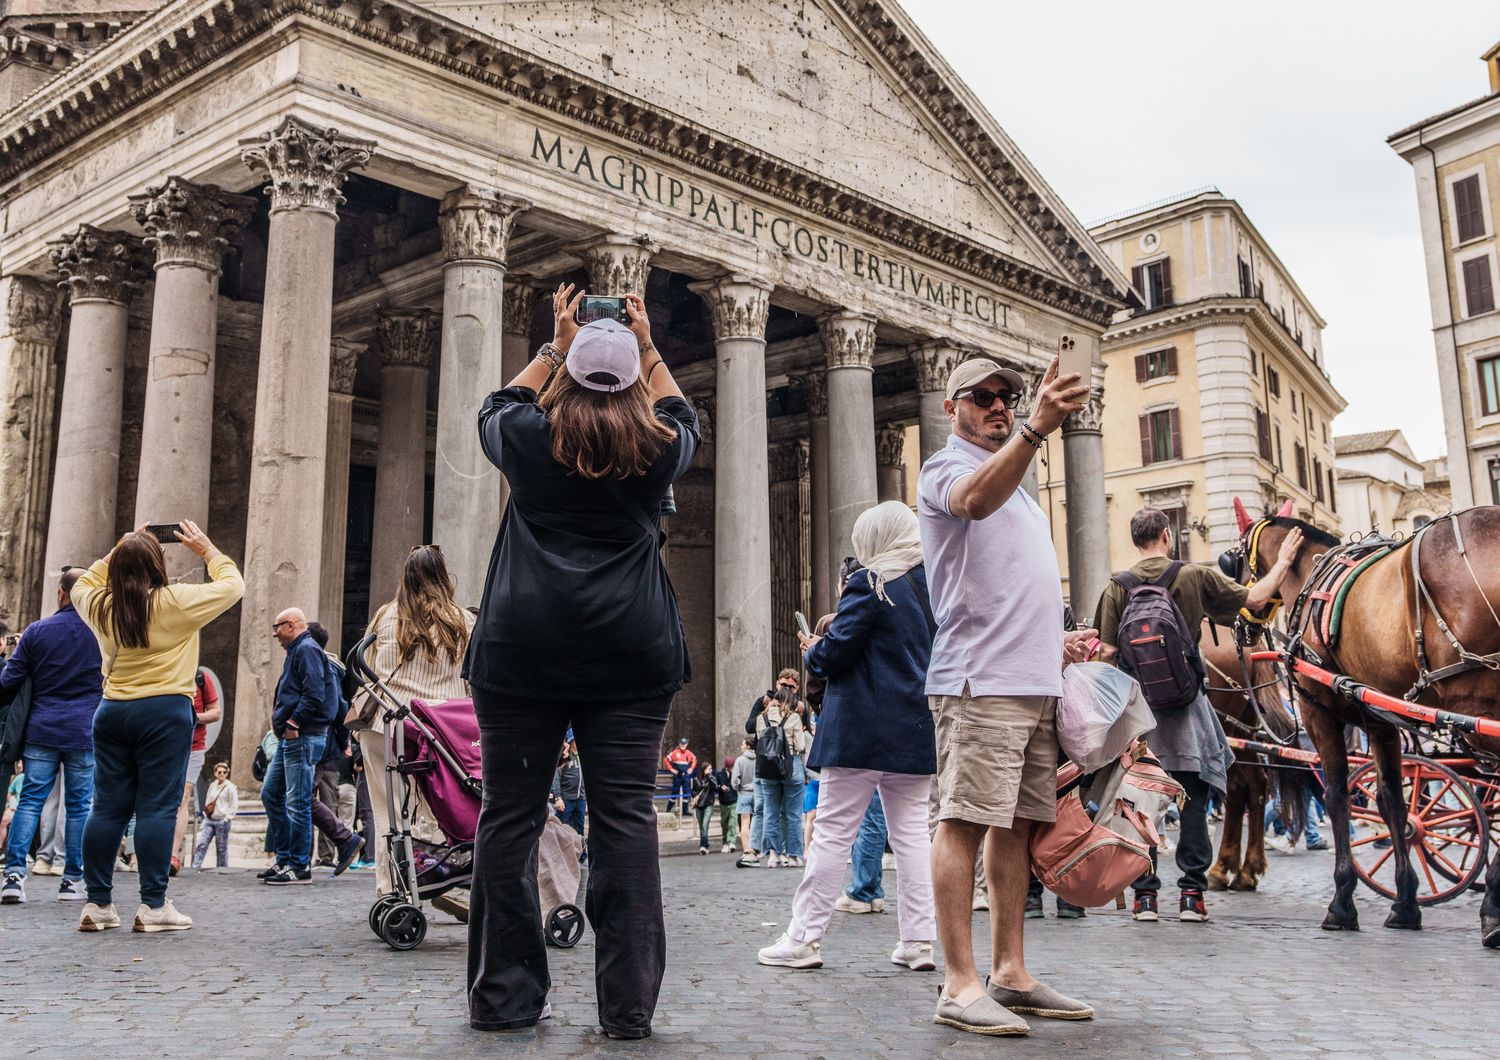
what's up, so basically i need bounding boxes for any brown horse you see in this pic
[1246,508,1500,947]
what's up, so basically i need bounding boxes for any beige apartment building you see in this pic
[1040,189,1344,612]
[1333,429,1450,539]
[1389,41,1500,507]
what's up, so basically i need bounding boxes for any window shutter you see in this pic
[1168,407,1182,460]
[1135,353,1148,382]
[1131,265,1144,302]
[1159,258,1174,305]
[1455,176,1485,242]
[1463,257,1495,315]
[1329,470,1337,512]
[1165,346,1178,375]
[1139,414,1153,465]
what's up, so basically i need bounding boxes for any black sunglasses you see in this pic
[957,387,1021,410]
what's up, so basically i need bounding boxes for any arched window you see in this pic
[1414,514,1432,529]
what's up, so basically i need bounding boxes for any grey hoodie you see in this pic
[730,750,757,795]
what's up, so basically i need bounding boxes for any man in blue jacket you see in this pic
[0,568,102,905]
[260,607,335,886]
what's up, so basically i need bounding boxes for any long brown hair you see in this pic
[394,545,469,664]
[89,533,168,650]
[537,370,675,480]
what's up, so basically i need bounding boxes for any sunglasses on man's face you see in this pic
[958,388,1021,410]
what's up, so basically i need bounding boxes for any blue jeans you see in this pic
[845,790,888,903]
[1266,791,1324,847]
[750,782,765,851]
[669,768,691,810]
[261,732,328,869]
[558,798,586,835]
[82,696,193,907]
[759,758,807,857]
[5,745,94,880]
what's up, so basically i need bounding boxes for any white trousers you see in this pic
[787,766,935,946]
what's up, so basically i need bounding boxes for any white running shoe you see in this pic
[720,843,735,854]
[785,855,805,868]
[78,902,121,932]
[757,933,823,969]
[1,873,25,904]
[834,893,885,914]
[133,900,192,932]
[890,940,936,971]
[972,890,990,912]
[764,852,781,868]
[57,879,85,901]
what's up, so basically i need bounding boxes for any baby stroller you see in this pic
[347,634,585,951]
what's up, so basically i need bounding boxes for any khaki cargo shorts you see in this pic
[929,688,1058,829]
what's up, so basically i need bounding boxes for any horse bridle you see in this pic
[1212,518,1302,747]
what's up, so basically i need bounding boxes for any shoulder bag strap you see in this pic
[601,477,664,545]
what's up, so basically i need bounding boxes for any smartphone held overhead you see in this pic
[574,296,631,326]
[145,523,182,544]
[1057,334,1091,387]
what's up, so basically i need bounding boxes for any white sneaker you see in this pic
[764,852,780,868]
[57,879,85,901]
[1,873,25,904]
[757,933,823,969]
[78,902,121,931]
[881,853,896,871]
[1269,834,1297,855]
[786,855,805,868]
[835,893,884,914]
[891,940,936,971]
[133,900,192,932]
[45,859,65,877]
[31,857,52,876]
[972,890,990,912]
[721,843,735,854]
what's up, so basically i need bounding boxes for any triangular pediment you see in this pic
[424,0,1125,303]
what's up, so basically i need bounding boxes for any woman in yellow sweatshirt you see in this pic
[70,519,243,933]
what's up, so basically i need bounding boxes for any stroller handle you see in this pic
[345,632,380,684]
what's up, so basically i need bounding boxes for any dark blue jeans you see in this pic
[558,798,586,835]
[846,790,887,903]
[261,732,328,869]
[5,745,94,880]
[82,696,193,908]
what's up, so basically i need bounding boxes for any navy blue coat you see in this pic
[0,605,101,751]
[272,631,336,736]
[804,565,936,775]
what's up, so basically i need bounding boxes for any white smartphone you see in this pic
[794,611,812,638]
[1058,334,1091,387]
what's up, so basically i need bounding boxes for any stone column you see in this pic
[688,274,774,758]
[39,228,144,614]
[1062,393,1109,625]
[794,369,832,618]
[820,311,879,592]
[369,308,437,605]
[435,188,528,605]
[769,441,810,671]
[319,337,363,649]
[501,279,541,381]
[232,117,372,784]
[0,276,62,631]
[570,233,658,296]
[911,342,961,462]
[127,177,255,581]
[876,424,907,504]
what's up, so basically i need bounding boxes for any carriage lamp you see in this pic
[1188,516,1211,540]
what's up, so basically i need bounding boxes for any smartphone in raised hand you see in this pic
[145,523,182,545]
[1058,334,1091,387]
[795,611,812,638]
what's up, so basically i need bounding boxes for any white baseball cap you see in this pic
[567,319,640,393]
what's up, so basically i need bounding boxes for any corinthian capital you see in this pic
[127,177,255,274]
[375,308,437,369]
[48,225,146,305]
[568,234,658,296]
[439,187,530,265]
[909,342,962,394]
[1063,390,1105,434]
[502,278,542,338]
[877,424,907,470]
[239,117,374,217]
[688,274,773,341]
[2,276,61,344]
[792,368,828,417]
[329,336,365,394]
[820,311,877,371]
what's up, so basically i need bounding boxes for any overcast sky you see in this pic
[903,0,1497,460]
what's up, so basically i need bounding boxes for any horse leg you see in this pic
[1369,731,1421,930]
[1304,706,1358,930]
[1208,768,1241,891]
[1239,769,1269,889]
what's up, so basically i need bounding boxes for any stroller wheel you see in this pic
[379,902,428,951]
[545,903,584,948]
[368,895,401,937]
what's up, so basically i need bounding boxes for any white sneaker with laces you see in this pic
[764,852,780,868]
[31,857,52,876]
[972,890,990,912]
[835,893,882,914]
[757,933,823,969]
[890,940,936,971]
[1269,834,1297,855]
[78,902,121,931]
[133,900,192,932]
[57,879,85,901]
[720,843,735,854]
[1,873,25,904]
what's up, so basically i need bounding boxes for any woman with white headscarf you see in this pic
[757,501,939,972]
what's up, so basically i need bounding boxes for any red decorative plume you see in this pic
[1233,497,1252,533]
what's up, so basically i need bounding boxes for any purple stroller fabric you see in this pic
[402,698,482,843]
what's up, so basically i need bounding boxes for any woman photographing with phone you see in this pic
[69,519,244,932]
[465,284,698,1039]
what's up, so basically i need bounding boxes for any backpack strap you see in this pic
[1150,560,1185,590]
[1111,570,1143,592]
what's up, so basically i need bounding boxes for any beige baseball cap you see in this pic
[944,358,1024,401]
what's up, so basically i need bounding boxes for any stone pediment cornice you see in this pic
[0,0,1124,324]
[1101,296,1347,412]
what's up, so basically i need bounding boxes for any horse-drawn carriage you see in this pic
[1201,501,1500,948]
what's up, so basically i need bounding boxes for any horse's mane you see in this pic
[1266,515,1341,550]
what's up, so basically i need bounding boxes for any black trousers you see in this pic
[1134,770,1213,893]
[468,687,673,1037]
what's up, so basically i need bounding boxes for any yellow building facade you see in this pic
[1041,190,1345,616]
[1389,41,1500,507]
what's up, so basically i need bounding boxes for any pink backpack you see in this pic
[1029,749,1184,908]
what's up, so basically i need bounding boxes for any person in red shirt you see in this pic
[664,738,697,815]
[169,668,220,875]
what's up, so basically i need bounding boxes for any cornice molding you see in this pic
[0,0,1121,325]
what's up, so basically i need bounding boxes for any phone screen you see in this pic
[145,523,181,544]
[575,296,630,325]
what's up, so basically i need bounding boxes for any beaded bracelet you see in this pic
[1018,421,1046,448]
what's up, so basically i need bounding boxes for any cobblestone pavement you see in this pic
[1,831,1495,1058]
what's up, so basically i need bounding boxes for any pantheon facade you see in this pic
[0,0,1128,779]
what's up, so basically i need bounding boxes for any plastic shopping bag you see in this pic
[1057,663,1156,771]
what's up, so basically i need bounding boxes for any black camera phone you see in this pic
[574,295,631,326]
[145,523,182,545]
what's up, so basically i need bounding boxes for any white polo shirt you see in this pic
[917,433,1064,697]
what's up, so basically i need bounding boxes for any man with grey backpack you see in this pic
[1093,508,1301,924]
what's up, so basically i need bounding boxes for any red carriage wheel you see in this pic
[1347,755,1489,906]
